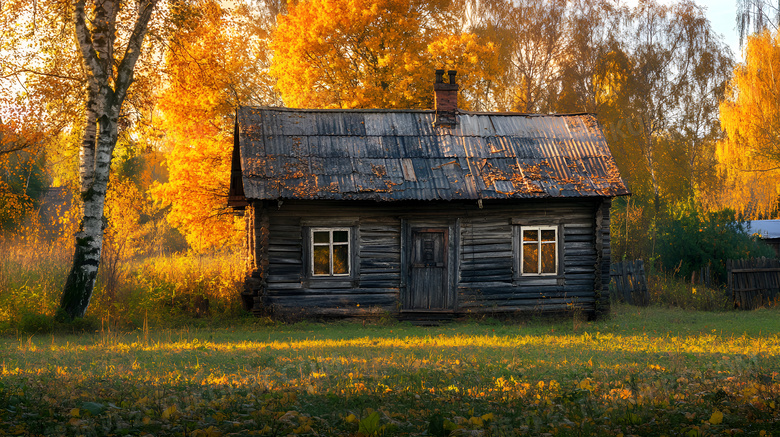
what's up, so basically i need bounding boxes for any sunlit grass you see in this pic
[0,232,246,332]
[1,306,779,436]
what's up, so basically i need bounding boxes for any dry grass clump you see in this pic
[647,273,733,311]
[0,227,247,333]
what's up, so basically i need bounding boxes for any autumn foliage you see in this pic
[152,0,271,251]
[2,0,780,321]
[716,29,780,217]
[270,0,499,109]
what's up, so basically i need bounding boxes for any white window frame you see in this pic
[520,226,558,276]
[310,227,351,277]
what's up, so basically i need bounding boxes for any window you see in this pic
[520,226,557,275]
[311,228,350,276]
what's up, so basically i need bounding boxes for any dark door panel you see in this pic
[408,228,448,309]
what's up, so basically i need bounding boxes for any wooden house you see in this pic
[228,71,630,320]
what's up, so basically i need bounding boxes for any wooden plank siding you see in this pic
[246,198,611,317]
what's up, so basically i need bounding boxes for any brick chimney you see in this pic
[433,69,458,128]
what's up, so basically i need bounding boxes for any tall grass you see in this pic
[646,273,732,311]
[0,231,72,325]
[0,229,247,333]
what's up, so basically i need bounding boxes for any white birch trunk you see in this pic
[61,0,157,319]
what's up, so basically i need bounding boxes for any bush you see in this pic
[655,204,775,284]
[16,312,57,334]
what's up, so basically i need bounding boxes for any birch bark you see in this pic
[60,0,158,319]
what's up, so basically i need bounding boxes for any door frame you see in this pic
[401,219,458,311]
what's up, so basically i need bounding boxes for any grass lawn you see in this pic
[1,305,779,436]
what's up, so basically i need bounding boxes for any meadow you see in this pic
[1,305,779,436]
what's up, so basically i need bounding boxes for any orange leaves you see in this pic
[270,0,497,110]
[152,0,268,252]
[715,29,780,217]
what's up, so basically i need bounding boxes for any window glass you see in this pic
[311,228,350,276]
[541,243,556,274]
[313,231,330,244]
[520,226,557,275]
[332,245,349,274]
[333,231,349,243]
[523,243,539,274]
[313,246,330,275]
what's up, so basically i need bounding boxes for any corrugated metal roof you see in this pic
[748,220,780,239]
[233,107,630,201]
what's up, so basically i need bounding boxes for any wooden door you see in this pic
[408,228,449,309]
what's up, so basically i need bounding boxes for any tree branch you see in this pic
[73,0,105,82]
[115,0,158,103]
[0,68,82,82]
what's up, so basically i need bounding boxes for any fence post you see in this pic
[727,259,733,308]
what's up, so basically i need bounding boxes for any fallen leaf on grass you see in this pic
[709,409,724,425]
[162,405,177,419]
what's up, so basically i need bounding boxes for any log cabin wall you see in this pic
[245,197,611,317]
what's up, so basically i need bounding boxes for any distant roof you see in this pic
[748,220,780,239]
[231,107,630,202]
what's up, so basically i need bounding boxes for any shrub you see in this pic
[655,204,775,284]
[16,312,57,334]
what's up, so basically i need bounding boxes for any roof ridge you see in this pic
[237,106,595,117]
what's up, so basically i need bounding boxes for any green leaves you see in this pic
[358,411,382,435]
[80,401,105,416]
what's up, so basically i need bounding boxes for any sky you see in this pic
[697,0,744,60]
[625,0,745,61]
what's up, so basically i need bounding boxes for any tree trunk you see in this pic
[60,0,157,320]
[61,112,116,318]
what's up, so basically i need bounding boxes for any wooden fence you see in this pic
[727,257,780,310]
[690,264,713,288]
[609,260,649,306]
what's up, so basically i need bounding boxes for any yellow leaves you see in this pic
[715,29,780,217]
[162,404,178,420]
[709,409,724,425]
[69,407,80,417]
[271,0,498,110]
[191,426,223,437]
[154,0,260,252]
[5,312,780,436]
[578,378,594,391]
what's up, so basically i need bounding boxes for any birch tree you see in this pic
[60,0,159,319]
[715,29,780,217]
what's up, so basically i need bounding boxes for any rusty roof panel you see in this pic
[277,111,313,136]
[315,112,347,136]
[234,107,629,201]
[428,165,450,189]
[414,113,437,137]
